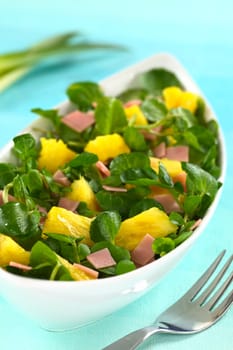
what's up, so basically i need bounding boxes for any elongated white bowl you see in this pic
[0,53,226,331]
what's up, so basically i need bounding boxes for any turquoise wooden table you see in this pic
[0,1,232,349]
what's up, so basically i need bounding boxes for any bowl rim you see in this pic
[0,52,227,288]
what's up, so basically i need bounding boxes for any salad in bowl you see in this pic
[0,53,225,330]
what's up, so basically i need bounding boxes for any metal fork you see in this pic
[103,250,233,350]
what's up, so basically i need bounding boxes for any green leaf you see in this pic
[67,152,98,168]
[123,126,148,151]
[31,108,61,131]
[158,162,174,188]
[0,202,41,249]
[90,211,121,243]
[129,198,164,217]
[0,163,17,188]
[137,68,183,94]
[66,81,104,111]
[169,212,184,226]
[30,241,73,281]
[116,260,136,275]
[152,237,175,256]
[141,98,167,122]
[13,133,38,170]
[117,88,148,103]
[94,97,128,135]
[120,167,158,186]
[110,152,151,175]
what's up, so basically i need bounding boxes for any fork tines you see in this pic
[185,250,233,313]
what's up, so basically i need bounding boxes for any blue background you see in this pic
[0,1,232,349]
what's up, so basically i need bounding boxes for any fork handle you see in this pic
[102,326,161,350]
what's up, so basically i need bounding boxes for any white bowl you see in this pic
[0,53,226,331]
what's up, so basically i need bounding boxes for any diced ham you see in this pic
[173,171,187,192]
[62,110,95,133]
[87,248,116,269]
[131,234,155,266]
[73,263,99,279]
[9,261,32,271]
[153,142,166,158]
[53,170,71,187]
[0,190,16,205]
[190,218,202,231]
[102,185,127,193]
[124,99,142,108]
[58,197,79,212]
[96,161,111,177]
[153,193,182,213]
[166,145,189,162]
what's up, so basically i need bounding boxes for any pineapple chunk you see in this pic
[124,105,148,125]
[0,234,30,267]
[163,86,198,113]
[150,157,183,178]
[163,86,183,110]
[66,176,99,211]
[180,91,198,114]
[115,207,177,251]
[42,206,93,246]
[38,137,76,173]
[84,133,130,162]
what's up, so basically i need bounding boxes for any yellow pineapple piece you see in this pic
[115,207,177,251]
[42,206,93,246]
[124,105,148,125]
[163,86,198,113]
[84,133,130,162]
[180,91,198,113]
[163,86,183,110]
[150,157,183,178]
[0,234,30,267]
[57,255,96,281]
[66,176,99,211]
[38,137,76,173]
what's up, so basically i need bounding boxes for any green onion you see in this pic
[0,31,126,92]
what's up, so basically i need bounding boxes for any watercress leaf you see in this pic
[13,133,38,167]
[120,167,158,186]
[169,107,197,127]
[123,126,148,151]
[66,81,104,111]
[189,125,215,149]
[201,145,221,178]
[90,211,121,243]
[31,108,61,130]
[141,98,167,122]
[76,201,96,217]
[152,237,175,256]
[0,202,41,249]
[169,212,184,226]
[116,260,136,275]
[137,68,183,95]
[67,152,98,169]
[129,198,164,217]
[174,231,192,246]
[182,162,219,200]
[12,174,35,209]
[23,169,44,194]
[0,163,17,188]
[95,97,127,135]
[96,190,128,217]
[78,243,91,261]
[158,162,173,188]
[110,152,151,176]
[117,88,148,103]
[30,241,73,280]
[91,241,130,262]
